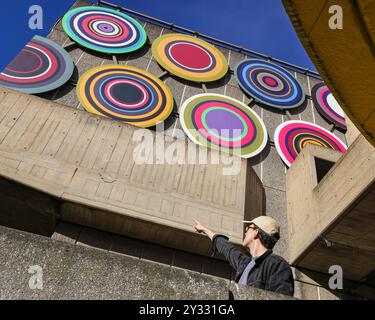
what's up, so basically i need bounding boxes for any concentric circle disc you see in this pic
[77,65,174,127]
[311,82,346,130]
[180,93,267,158]
[62,6,147,54]
[0,35,73,94]
[152,33,228,82]
[274,120,347,167]
[235,59,305,109]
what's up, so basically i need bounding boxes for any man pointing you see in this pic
[193,216,294,296]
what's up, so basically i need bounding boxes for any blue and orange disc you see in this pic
[77,65,174,127]
[235,59,305,110]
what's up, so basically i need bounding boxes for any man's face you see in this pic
[242,223,258,248]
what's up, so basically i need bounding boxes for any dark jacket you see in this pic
[212,234,294,296]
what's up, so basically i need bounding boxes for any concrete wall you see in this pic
[286,137,375,282]
[0,87,262,257]
[0,225,295,300]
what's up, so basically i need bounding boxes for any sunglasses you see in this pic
[244,224,258,233]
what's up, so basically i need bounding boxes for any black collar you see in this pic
[254,250,273,265]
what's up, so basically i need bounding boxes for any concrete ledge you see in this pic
[0,177,58,236]
[228,282,295,300]
[0,225,295,300]
[0,225,228,300]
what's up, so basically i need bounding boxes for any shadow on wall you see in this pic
[293,268,367,300]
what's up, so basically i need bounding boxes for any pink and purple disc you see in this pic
[180,93,268,158]
[0,35,73,94]
[274,120,347,167]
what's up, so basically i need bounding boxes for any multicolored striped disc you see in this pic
[180,93,267,158]
[152,33,228,82]
[62,6,146,54]
[77,65,174,127]
[274,120,347,167]
[0,35,73,94]
[311,82,346,130]
[235,59,305,109]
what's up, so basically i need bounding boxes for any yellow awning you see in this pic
[283,0,375,146]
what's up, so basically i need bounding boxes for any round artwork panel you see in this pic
[180,93,267,158]
[77,65,174,127]
[274,120,347,167]
[0,35,74,94]
[311,82,346,130]
[235,59,305,109]
[62,6,147,54]
[152,33,228,82]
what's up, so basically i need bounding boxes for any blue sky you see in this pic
[0,0,315,72]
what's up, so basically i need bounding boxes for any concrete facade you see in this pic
[44,0,347,257]
[286,136,375,294]
[0,86,261,257]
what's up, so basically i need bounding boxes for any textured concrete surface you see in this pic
[228,282,295,300]
[53,221,234,280]
[293,281,319,300]
[0,87,253,257]
[0,177,57,237]
[0,225,298,300]
[0,226,227,299]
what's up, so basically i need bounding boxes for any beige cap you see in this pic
[243,216,280,238]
